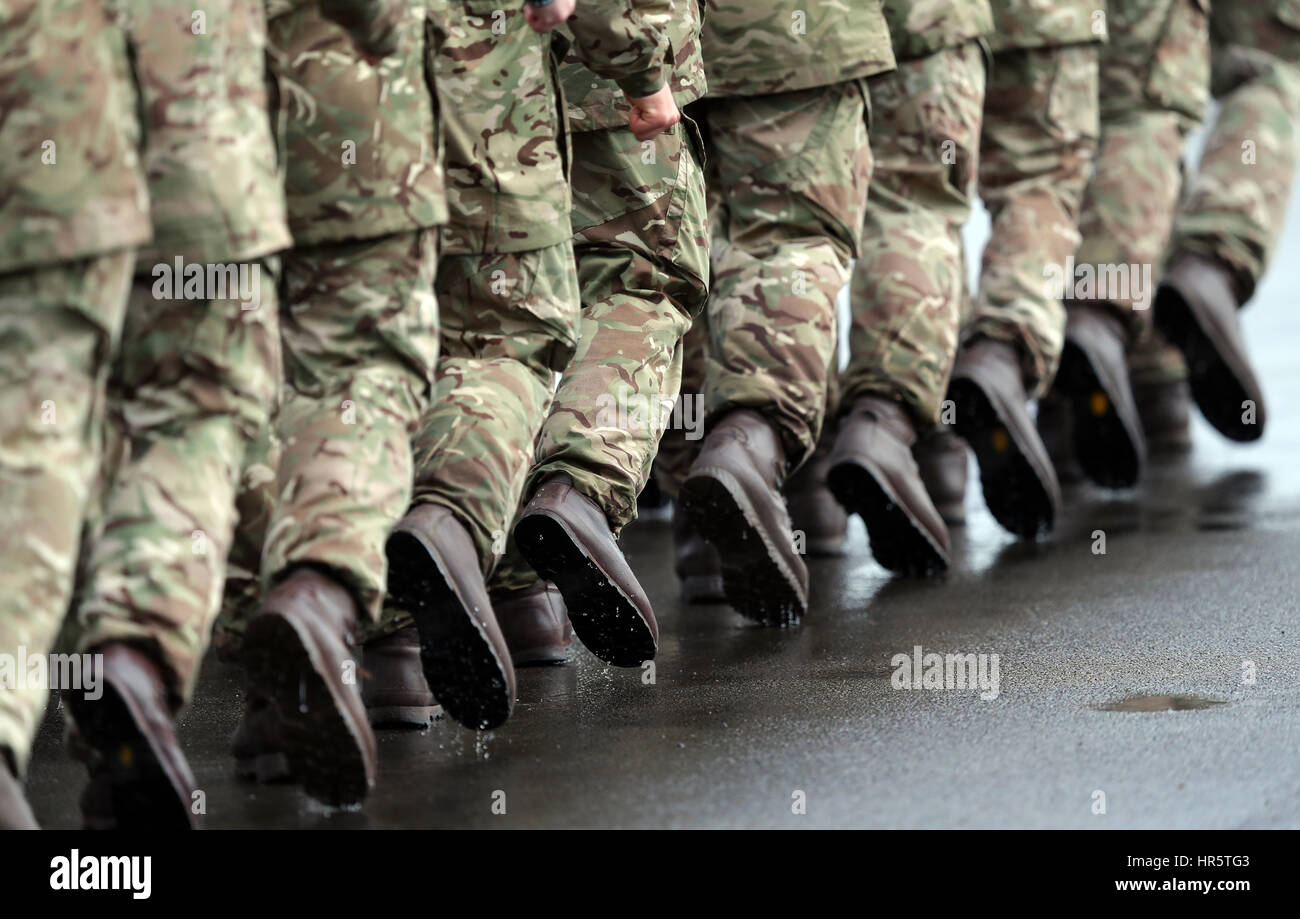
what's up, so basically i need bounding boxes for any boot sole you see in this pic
[243,613,374,807]
[386,530,513,730]
[826,459,948,577]
[72,685,195,829]
[949,378,1055,539]
[680,468,807,626]
[1057,340,1142,488]
[514,513,657,668]
[1154,289,1262,442]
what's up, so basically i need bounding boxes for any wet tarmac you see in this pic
[23,151,1300,831]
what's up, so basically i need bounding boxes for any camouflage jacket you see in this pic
[436,1,671,253]
[268,0,447,248]
[987,0,1107,52]
[0,0,152,274]
[702,0,897,98]
[561,0,707,133]
[884,0,994,61]
[124,0,291,267]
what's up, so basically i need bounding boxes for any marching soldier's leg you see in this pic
[1155,1,1300,441]
[0,253,134,829]
[72,264,279,828]
[493,120,709,667]
[0,0,152,829]
[831,40,987,577]
[388,241,577,729]
[239,0,444,806]
[950,42,1099,538]
[248,230,437,805]
[680,80,873,626]
[1051,0,1209,487]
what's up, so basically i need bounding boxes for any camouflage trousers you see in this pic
[840,40,987,430]
[407,239,580,580]
[1073,0,1211,386]
[967,43,1100,397]
[657,80,873,490]
[0,252,133,777]
[261,230,439,625]
[72,259,281,711]
[1169,0,1300,304]
[489,122,710,593]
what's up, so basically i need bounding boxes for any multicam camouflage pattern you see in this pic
[1170,0,1300,302]
[841,40,987,429]
[966,44,1100,395]
[986,0,1107,52]
[124,0,291,266]
[74,266,282,707]
[408,240,581,573]
[0,0,151,273]
[489,123,710,594]
[268,0,446,246]
[882,0,994,61]
[1073,0,1209,326]
[561,0,704,132]
[690,81,874,467]
[702,0,896,97]
[263,231,439,622]
[0,252,135,776]
[212,423,281,655]
[433,1,571,254]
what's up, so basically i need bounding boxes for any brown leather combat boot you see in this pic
[362,627,441,727]
[680,410,808,625]
[515,476,658,667]
[827,395,950,576]
[386,504,516,730]
[67,643,199,828]
[1154,252,1265,442]
[243,567,377,806]
[1055,302,1146,487]
[490,581,572,666]
[914,427,969,526]
[947,337,1061,538]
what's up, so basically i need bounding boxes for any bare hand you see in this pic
[626,85,680,142]
[524,0,576,33]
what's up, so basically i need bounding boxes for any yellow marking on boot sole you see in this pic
[1090,391,1109,416]
[991,429,1009,452]
[119,744,134,768]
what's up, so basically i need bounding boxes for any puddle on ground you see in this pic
[1092,694,1228,712]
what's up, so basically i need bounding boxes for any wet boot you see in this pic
[947,337,1061,538]
[490,581,572,666]
[827,395,950,576]
[1134,378,1193,455]
[784,447,848,557]
[680,409,808,626]
[386,504,516,730]
[1154,252,1265,441]
[231,685,292,784]
[672,503,725,604]
[1055,303,1146,487]
[66,643,199,829]
[243,567,377,806]
[515,475,658,667]
[914,427,969,527]
[0,757,38,829]
[362,627,442,727]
